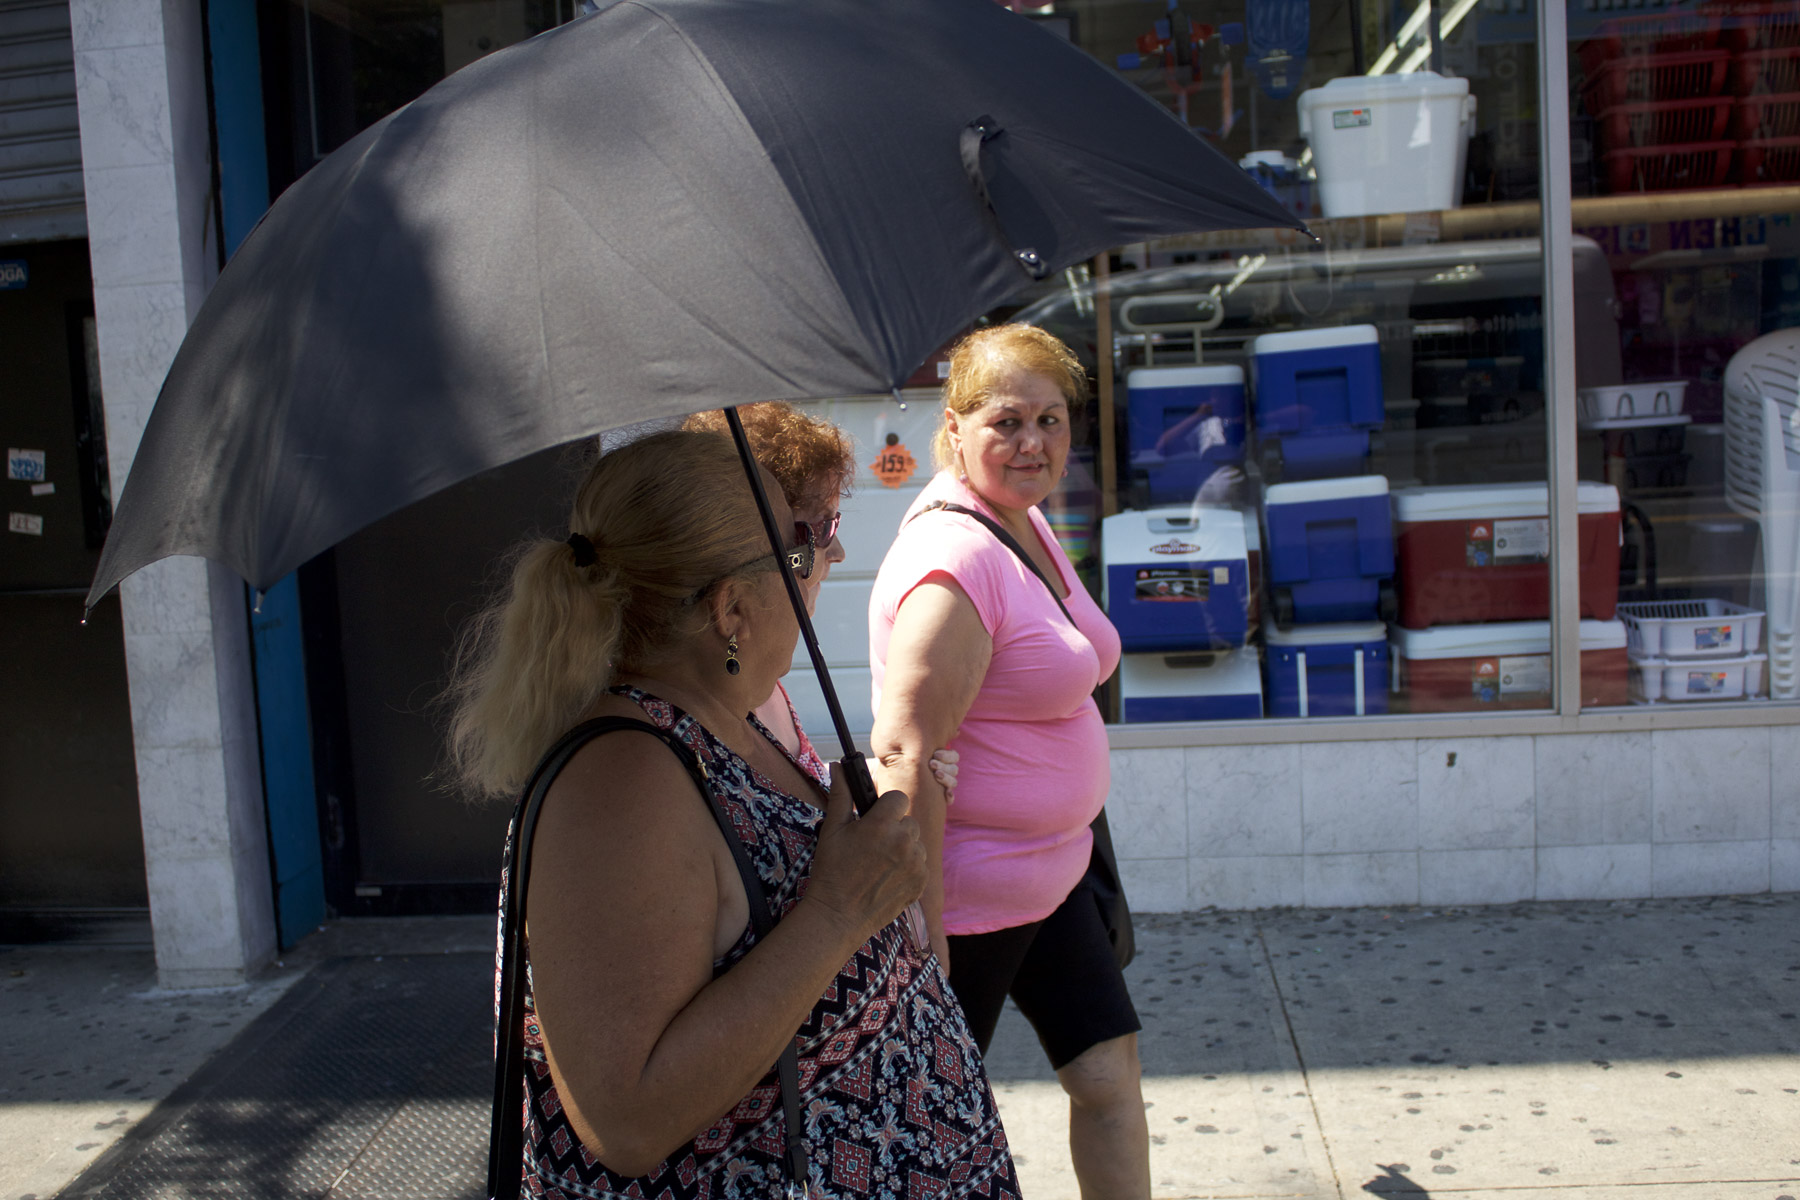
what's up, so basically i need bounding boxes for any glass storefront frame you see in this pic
[1101,0,1800,749]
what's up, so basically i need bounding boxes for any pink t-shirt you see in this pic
[869,471,1122,935]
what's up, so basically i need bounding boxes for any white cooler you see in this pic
[1120,646,1264,723]
[1298,73,1476,218]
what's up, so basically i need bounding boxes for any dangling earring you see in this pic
[725,636,741,676]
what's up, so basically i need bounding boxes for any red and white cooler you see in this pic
[1391,482,1621,629]
[1391,619,1630,712]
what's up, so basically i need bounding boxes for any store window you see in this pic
[1566,1,1800,707]
[994,0,1573,725]
[260,0,579,193]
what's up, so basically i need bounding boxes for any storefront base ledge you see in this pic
[1103,700,1800,749]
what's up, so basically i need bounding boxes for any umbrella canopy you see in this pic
[88,0,1301,605]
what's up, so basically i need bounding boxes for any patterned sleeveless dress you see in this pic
[496,687,1021,1200]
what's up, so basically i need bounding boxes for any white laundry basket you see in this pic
[1298,73,1476,218]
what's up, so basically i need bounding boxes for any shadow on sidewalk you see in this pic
[60,954,492,1200]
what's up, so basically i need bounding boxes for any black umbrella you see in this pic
[87,0,1301,772]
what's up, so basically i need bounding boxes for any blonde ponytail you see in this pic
[445,430,772,798]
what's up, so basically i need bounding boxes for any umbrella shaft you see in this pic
[722,407,875,814]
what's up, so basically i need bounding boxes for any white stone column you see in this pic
[72,0,275,987]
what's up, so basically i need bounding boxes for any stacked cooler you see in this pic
[1580,4,1800,193]
[1249,326,1384,481]
[1259,478,1394,716]
[1389,482,1629,711]
[1251,326,1396,717]
[1102,506,1262,721]
[1125,364,1249,505]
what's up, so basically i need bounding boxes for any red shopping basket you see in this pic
[1739,135,1800,183]
[1734,91,1800,137]
[1708,0,1800,51]
[1603,141,1736,192]
[1734,46,1800,94]
[1578,11,1723,77]
[1598,97,1733,147]
[1584,50,1732,109]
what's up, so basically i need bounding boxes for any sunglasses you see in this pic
[685,525,814,606]
[796,511,841,549]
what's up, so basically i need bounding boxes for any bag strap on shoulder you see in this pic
[488,715,807,1200]
[911,500,1074,624]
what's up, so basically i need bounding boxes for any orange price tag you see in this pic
[869,434,917,489]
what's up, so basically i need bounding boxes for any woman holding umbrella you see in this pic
[869,326,1148,1198]
[449,429,1019,1199]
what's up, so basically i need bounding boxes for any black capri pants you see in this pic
[945,873,1141,1071]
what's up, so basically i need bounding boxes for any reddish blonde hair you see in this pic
[683,403,855,514]
[933,325,1088,470]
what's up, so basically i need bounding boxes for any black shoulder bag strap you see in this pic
[488,716,808,1200]
[908,501,1135,969]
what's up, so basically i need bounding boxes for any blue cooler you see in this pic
[1103,507,1251,651]
[1127,365,1248,504]
[1263,622,1390,717]
[1121,646,1264,722]
[1251,325,1384,479]
[1262,476,1394,625]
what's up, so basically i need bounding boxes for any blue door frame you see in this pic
[208,0,326,949]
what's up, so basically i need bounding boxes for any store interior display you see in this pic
[987,0,1800,723]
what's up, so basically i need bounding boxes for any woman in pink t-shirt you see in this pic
[869,326,1148,1199]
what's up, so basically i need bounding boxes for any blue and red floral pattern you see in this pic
[494,688,1020,1200]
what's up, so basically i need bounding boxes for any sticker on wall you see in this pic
[7,448,46,482]
[8,512,44,536]
[29,482,52,496]
[0,260,26,290]
[869,433,917,489]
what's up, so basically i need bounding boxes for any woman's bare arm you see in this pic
[869,578,991,968]
[526,733,923,1177]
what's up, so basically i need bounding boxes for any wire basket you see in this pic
[1740,135,1800,183]
[1578,11,1723,76]
[1733,46,1800,94]
[1734,90,1800,137]
[1584,50,1732,108]
[1603,141,1736,192]
[1598,97,1733,147]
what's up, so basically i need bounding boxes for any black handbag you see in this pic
[911,501,1136,969]
[487,716,808,1200]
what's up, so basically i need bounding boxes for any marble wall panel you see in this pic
[81,164,182,290]
[70,0,163,50]
[1299,740,1418,854]
[1186,743,1302,857]
[71,44,173,169]
[1652,840,1771,898]
[1772,839,1800,894]
[1535,844,1652,901]
[1303,852,1418,908]
[1109,748,1186,861]
[1419,848,1535,905]
[1118,857,1187,914]
[1772,728,1800,842]
[1652,728,1771,843]
[1534,731,1653,845]
[1417,736,1535,850]
[1188,855,1304,910]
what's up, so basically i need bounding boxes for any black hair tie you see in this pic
[566,532,598,567]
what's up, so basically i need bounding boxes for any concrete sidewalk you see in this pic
[4,896,1796,1200]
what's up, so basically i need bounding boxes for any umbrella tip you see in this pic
[252,589,265,615]
[890,386,907,412]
